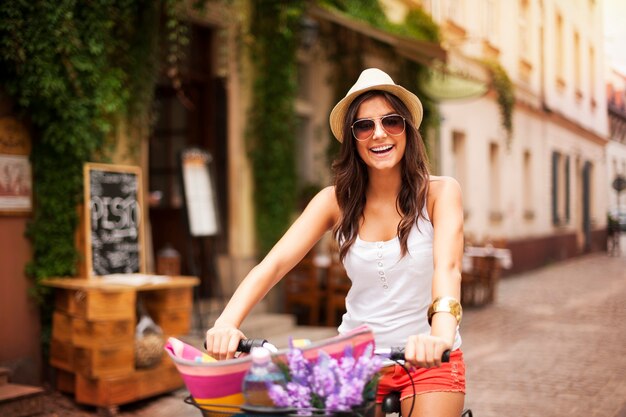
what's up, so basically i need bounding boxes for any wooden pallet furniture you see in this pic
[43,276,199,415]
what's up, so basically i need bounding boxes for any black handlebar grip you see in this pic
[389,347,406,361]
[237,338,268,353]
[388,347,451,363]
[203,338,268,352]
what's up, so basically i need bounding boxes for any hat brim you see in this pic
[329,84,423,143]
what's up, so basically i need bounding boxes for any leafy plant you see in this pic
[483,59,515,147]
[247,0,306,255]
[0,0,179,355]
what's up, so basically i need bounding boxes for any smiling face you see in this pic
[354,95,406,173]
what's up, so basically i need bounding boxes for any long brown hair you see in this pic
[332,91,430,261]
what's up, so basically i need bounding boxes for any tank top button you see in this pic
[377,252,383,259]
[383,284,389,289]
[377,242,383,248]
[378,271,384,276]
[377,261,383,267]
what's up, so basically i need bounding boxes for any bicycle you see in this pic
[166,326,473,416]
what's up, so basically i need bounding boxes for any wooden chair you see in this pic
[325,261,351,327]
[283,256,322,325]
[461,255,500,306]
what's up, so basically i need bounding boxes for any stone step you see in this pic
[239,313,297,338]
[0,383,44,417]
[191,298,272,331]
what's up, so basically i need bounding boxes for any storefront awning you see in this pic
[308,6,491,102]
[419,49,491,101]
[308,6,447,65]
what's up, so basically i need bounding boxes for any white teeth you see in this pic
[371,145,393,152]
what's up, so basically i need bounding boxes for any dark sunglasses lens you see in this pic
[353,120,375,140]
[382,115,405,135]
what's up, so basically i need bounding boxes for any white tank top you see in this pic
[337,211,462,350]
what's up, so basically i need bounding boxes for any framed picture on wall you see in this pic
[0,155,32,213]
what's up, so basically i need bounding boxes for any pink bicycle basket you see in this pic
[165,325,376,411]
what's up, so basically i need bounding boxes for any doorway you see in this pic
[148,24,228,297]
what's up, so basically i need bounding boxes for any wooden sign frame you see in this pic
[83,163,146,278]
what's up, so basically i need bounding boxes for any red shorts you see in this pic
[375,349,466,402]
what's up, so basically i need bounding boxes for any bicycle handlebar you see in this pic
[212,338,450,363]
[203,338,278,353]
[379,347,450,363]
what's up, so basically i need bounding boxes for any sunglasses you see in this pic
[351,114,406,141]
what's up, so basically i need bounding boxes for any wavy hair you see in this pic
[332,91,430,261]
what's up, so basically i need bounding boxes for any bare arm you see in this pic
[206,186,339,359]
[404,176,464,368]
[429,177,464,344]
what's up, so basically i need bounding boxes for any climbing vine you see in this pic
[0,1,190,355]
[483,59,515,147]
[247,0,306,255]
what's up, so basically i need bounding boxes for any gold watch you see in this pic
[427,296,463,326]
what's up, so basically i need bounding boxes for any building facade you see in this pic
[606,68,626,213]
[402,0,609,272]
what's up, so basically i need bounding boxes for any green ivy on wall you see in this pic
[247,0,306,255]
[0,0,176,356]
[483,59,515,147]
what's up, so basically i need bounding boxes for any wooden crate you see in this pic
[75,361,182,407]
[73,343,135,378]
[53,312,134,348]
[141,287,193,309]
[146,307,192,336]
[52,312,73,342]
[56,289,135,320]
[55,369,76,394]
[50,339,74,372]
[72,317,134,347]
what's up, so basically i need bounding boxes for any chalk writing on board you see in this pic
[87,165,143,275]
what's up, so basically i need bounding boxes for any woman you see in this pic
[206,68,465,417]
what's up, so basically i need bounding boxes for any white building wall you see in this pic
[427,0,609,248]
[606,68,626,212]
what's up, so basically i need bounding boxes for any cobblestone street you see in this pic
[461,252,626,417]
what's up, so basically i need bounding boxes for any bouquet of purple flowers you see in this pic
[268,340,383,414]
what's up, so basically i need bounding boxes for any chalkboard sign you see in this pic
[83,163,146,277]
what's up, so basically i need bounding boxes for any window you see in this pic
[523,151,534,220]
[451,131,466,194]
[555,12,565,88]
[483,0,498,42]
[447,0,463,24]
[489,143,501,221]
[551,151,570,225]
[518,0,530,60]
[589,46,596,107]
[574,31,581,96]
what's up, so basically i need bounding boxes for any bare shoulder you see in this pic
[428,175,462,201]
[309,185,341,224]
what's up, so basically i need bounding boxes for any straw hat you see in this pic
[329,68,423,142]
